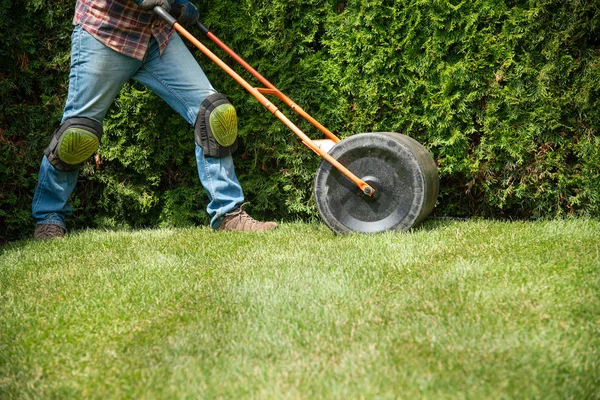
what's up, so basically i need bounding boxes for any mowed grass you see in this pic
[0,219,599,399]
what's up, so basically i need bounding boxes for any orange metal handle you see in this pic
[153,8,373,196]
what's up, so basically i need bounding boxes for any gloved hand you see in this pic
[134,0,171,12]
[169,0,199,28]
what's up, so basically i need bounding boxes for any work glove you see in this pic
[169,0,199,28]
[134,0,171,12]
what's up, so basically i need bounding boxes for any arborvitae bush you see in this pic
[1,0,598,242]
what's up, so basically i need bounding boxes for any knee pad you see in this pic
[44,117,103,171]
[195,93,238,158]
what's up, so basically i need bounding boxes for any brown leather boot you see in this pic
[34,224,66,240]
[218,206,278,232]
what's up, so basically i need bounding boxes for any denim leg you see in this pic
[32,25,141,226]
[133,34,244,228]
[61,26,141,122]
[31,157,79,227]
[194,144,244,228]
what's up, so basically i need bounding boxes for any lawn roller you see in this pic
[154,8,439,234]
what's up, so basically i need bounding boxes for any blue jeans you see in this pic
[32,25,244,229]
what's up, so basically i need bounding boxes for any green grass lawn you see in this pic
[1,219,599,399]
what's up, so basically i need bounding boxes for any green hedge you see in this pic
[1,0,598,242]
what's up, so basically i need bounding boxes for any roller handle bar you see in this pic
[152,7,374,196]
[156,6,339,143]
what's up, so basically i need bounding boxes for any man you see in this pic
[32,0,278,240]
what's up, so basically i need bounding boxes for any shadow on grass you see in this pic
[409,217,469,233]
[0,217,459,254]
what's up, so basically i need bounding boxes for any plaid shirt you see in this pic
[74,0,174,60]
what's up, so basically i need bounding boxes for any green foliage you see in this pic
[319,0,600,217]
[0,0,74,242]
[1,0,599,241]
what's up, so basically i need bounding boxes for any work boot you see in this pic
[218,205,278,232]
[34,224,66,240]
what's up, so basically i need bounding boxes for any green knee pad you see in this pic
[210,103,238,147]
[195,93,238,157]
[45,118,103,171]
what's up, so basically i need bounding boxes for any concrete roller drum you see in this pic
[314,132,439,234]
